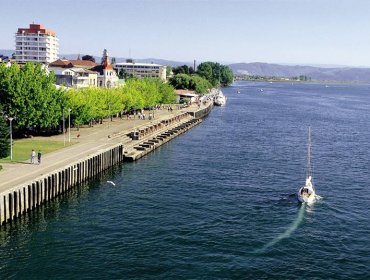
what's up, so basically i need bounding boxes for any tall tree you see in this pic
[220,65,234,86]
[169,74,211,94]
[196,62,233,87]
[196,62,213,84]
[166,66,172,79]
[0,63,64,132]
[172,65,190,75]
[81,55,96,63]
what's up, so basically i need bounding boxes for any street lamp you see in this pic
[68,108,72,143]
[8,117,14,161]
[63,109,66,146]
[108,102,112,128]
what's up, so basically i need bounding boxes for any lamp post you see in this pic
[63,109,66,146]
[108,103,112,128]
[68,108,71,143]
[8,117,14,161]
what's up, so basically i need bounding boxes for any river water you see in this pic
[1,81,370,279]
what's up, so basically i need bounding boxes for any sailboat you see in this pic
[297,127,316,204]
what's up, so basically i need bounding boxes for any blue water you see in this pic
[1,81,370,279]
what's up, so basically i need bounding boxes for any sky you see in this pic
[1,0,370,67]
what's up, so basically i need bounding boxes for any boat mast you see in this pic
[306,126,312,178]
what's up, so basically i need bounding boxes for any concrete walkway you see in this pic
[0,105,200,192]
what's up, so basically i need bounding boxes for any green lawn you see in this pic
[0,139,73,163]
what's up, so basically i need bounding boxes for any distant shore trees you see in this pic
[169,61,234,94]
[235,75,312,82]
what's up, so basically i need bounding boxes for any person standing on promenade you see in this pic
[37,150,42,164]
[30,149,36,164]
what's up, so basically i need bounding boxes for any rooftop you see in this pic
[17,23,57,37]
[114,62,164,67]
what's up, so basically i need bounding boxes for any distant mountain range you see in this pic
[0,49,191,67]
[228,62,370,83]
[0,49,13,57]
[2,48,370,83]
[57,54,190,68]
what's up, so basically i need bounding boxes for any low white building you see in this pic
[51,67,97,88]
[114,60,166,81]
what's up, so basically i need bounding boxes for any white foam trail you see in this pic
[255,204,306,253]
[107,181,116,186]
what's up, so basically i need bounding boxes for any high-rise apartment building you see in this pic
[15,23,59,64]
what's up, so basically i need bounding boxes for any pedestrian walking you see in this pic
[30,149,36,164]
[37,150,42,164]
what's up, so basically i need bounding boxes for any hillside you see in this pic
[229,62,370,83]
[58,54,190,67]
[2,48,370,83]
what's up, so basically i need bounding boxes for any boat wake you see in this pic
[254,204,306,254]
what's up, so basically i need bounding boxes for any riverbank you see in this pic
[0,101,214,225]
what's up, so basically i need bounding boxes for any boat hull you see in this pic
[297,187,316,204]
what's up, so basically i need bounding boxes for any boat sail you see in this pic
[297,127,316,203]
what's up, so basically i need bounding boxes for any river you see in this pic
[1,81,370,279]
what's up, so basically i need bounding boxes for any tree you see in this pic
[172,65,190,75]
[166,66,172,79]
[118,69,125,79]
[81,55,96,63]
[118,69,133,80]
[196,62,213,83]
[169,74,190,90]
[196,62,233,87]
[220,65,234,86]
[0,62,64,132]
[64,78,176,126]
[0,108,10,158]
[189,75,211,93]
[169,74,211,94]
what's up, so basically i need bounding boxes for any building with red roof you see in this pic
[15,23,59,64]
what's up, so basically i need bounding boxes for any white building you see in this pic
[91,49,119,88]
[15,23,59,64]
[51,67,98,88]
[114,60,167,81]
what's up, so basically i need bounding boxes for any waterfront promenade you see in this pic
[0,104,203,193]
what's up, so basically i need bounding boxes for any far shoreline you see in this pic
[233,78,370,86]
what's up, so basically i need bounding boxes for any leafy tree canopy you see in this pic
[196,62,234,87]
[172,65,195,75]
[169,74,211,94]
[0,62,64,131]
[81,55,96,63]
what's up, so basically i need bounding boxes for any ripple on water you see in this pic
[1,82,370,279]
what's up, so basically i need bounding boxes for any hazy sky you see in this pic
[1,0,370,66]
